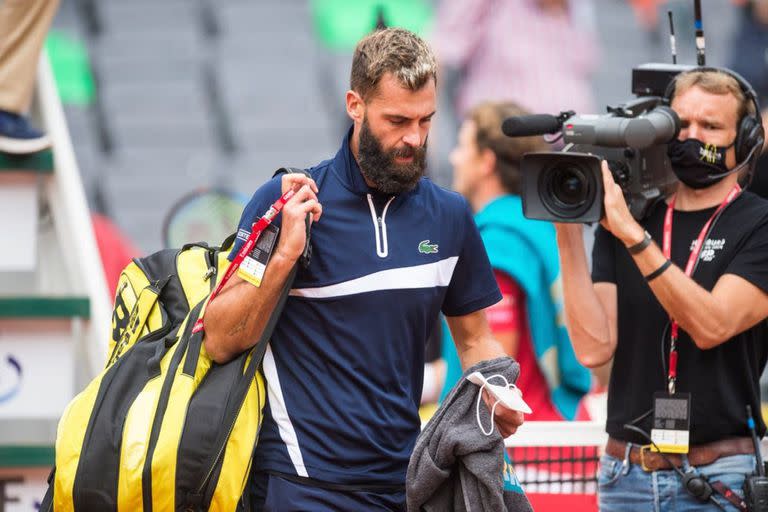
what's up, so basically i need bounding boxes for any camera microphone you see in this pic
[502,114,563,137]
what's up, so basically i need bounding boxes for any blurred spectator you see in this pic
[0,0,58,154]
[728,0,768,104]
[748,109,768,199]
[440,100,592,421]
[728,2,768,202]
[433,0,599,119]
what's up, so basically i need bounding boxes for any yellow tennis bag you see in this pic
[42,168,308,511]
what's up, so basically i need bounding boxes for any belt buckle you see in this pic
[639,444,654,472]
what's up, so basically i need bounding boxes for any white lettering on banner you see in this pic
[0,468,49,512]
[689,238,726,263]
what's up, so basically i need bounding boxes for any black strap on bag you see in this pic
[185,167,314,510]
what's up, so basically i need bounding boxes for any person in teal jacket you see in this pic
[441,100,591,420]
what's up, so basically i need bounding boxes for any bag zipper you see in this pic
[203,249,216,287]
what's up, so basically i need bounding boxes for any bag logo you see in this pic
[418,240,439,254]
[112,282,131,341]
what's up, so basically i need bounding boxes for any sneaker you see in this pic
[0,110,51,154]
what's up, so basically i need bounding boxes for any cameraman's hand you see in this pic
[276,175,322,262]
[600,161,645,247]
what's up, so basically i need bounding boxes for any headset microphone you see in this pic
[703,143,762,182]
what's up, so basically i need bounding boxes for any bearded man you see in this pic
[203,28,523,511]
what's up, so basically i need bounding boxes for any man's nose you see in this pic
[403,130,420,147]
[687,123,700,140]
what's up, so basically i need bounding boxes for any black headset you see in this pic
[664,66,765,173]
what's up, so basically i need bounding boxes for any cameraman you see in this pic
[556,68,768,510]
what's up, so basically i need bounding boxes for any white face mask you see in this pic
[466,372,531,437]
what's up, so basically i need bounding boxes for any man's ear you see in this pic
[346,90,365,122]
[479,148,497,178]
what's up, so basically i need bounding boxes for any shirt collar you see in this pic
[332,127,377,196]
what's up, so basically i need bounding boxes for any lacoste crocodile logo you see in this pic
[418,240,438,254]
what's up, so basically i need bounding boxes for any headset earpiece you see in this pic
[736,114,765,164]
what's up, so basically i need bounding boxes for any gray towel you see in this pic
[406,357,533,512]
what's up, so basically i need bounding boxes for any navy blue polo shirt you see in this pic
[229,132,501,486]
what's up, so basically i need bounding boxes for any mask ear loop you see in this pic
[474,374,511,436]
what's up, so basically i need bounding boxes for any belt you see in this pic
[605,437,754,472]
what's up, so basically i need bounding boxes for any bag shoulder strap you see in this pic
[185,251,303,510]
[186,173,316,508]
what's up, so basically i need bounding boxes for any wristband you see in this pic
[645,259,672,282]
[626,230,653,255]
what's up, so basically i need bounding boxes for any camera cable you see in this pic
[622,423,729,510]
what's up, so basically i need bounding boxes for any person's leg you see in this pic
[0,0,60,113]
[597,448,658,512]
[0,0,59,153]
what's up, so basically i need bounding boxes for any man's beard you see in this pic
[357,118,428,195]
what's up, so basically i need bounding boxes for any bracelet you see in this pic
[626,230,652,255]
[645,259,672,282]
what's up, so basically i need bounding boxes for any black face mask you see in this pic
[667,138,734,189]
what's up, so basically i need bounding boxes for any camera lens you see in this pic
[538,161,597,219]
[552,167,588,206]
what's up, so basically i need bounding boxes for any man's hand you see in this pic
[483,391,525,438]
[276,174,322,262]
[599,161,645,247]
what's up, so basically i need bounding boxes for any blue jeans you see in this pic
[598,445,756,511]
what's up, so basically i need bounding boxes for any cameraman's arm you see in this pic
[203,178,321,363]
[600,163,768,350]
[555,224,618,368]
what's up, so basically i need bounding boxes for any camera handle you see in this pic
[607,96,664,118]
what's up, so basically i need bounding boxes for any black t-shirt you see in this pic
[592,191,768,444]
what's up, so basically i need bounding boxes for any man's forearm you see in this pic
[458,335,506,371]
[556,225,616,367]
[628,241,733,349]
[446,311,507,371]
[203,252,296,363]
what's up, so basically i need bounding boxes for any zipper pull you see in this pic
[203,266,215,281]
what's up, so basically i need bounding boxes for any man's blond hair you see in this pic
[673,70,754,119]
[350,28,437,100]
[468,101,548,195]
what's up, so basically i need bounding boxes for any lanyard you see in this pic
[192,189,296,334]
[661,184,741,394]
